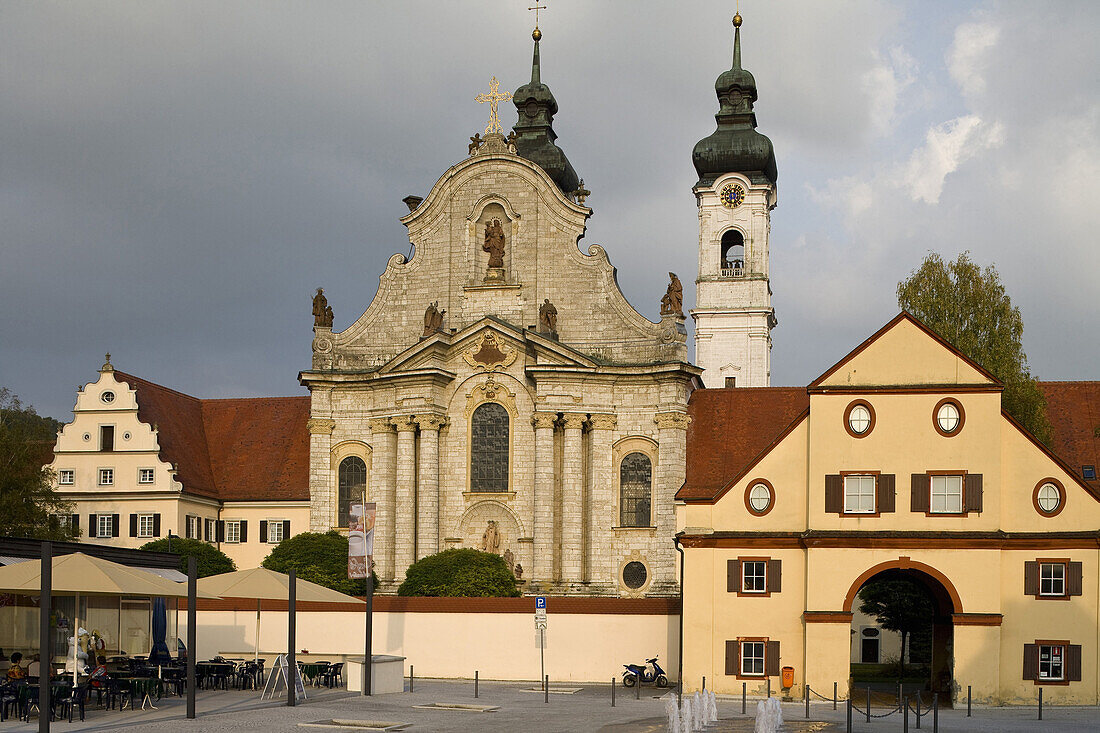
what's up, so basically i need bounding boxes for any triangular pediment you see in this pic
[811,312,1000,389]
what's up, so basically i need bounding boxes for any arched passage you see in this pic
[846,559,957,701]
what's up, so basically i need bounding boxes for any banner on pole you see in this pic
[348,502,376,579]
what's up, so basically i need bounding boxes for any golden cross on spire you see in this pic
[528,3,547,29]
[475,76,513,136]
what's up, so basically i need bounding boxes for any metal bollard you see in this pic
[1038,687,1043,720]
[903,695,909,733]
[767,678,771,698]
[545,675,549,704]
[865,687,871,723]
[805,684,810,718]
[742,682,746,714]
[833,681,837,711]
[933,693,939,733]
[967,685,972,717]
[611,677,615,707]
[846,697,852,733]
[702,675,706,690]
[916,692,921,728]
[474,670,478,699]
[897,681,902,706]
[635,673,641,700]
[409,665,414,693]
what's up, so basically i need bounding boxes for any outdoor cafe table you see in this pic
[115,677,162,710]
[195,662,235,689]
[298,662,329,687]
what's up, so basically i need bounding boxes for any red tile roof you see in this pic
[113,372,309,502]
[1039,381,1100,490]
[678,387,808,502]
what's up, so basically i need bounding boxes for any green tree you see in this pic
[0,388,76,541]
[262,530,372,596]
[398,548,520,597]
[858,578,934,677]
[898,252,1052,444]
[139,537,235,578]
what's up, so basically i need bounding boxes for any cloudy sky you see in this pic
[3,1,1098,421]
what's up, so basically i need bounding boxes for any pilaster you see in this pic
[586,414,617,589]
[560,413,586,585]
[368,417,397,583]
[414,414,446,560]
[307,417,336,532]
[532,412,557,585]
[393,415,418,581]
[653,411,690,592]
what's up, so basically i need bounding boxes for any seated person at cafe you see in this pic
[26,654,40,678]
[88,656,110,688]
[5,652,26,680]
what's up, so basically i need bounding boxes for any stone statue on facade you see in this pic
[313,288,333,328]
[513,563,523,580]
[483,219,506,269]
[539,299,558,334]
[503,548,515,576]
[660,272,684,318]
[423,301,445,337]
[469,133,482,155]
[481,520,501,554]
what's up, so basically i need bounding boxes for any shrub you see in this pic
[398,548,520,597]
[262,530,373,596]
[139,537,235,578]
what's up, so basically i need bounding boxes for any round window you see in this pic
[123,432,131,441]
[101,391,115,404]
[933,398,965,436]
[745,481,774,516]
[1036,483,1061,513]
[844,400,875,437]
[83,433,91,441]
[622,561,648,590]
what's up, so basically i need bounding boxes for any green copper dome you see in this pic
[511,31,580,195]
[692,19,777,187]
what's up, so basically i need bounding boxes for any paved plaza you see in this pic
[4,680,1099,732]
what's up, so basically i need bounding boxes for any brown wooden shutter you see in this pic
[70,515,79,535]
[111,514,120,537]
[153,514,161,537]
[911,474,930,512]
[767,560,782,594]
[88,514,97,538]
[765,641,781,676]
[964,474,983,512]
[259,521,268,543]
[129,514,138,538]
[1068,562,1083,596]
[1067,644,1082,681]
[878,474,895,513]
[1022,644,1039,680]
[1024,562,1039,595]
[725,640,739,675]
[825,475,843,513]
[727,559,740,593]
[239,520,248,543]
[282,520,291,539]
[216,520,225,543]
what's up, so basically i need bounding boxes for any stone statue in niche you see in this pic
[539,299,558,334]
[660,272,684,318]
[481,520,501,554]
[483,218,506,270]
[514,563,523,579]
[503,548,515,575]
[313,288,333,328]
[423,301,445,338]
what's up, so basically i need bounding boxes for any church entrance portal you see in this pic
[845,561,957,705]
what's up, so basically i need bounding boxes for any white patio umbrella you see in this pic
[0,552,220,684]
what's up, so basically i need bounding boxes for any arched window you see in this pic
[720,230,745,275]
[471,403,509,492]
[337,456,367,527]
[619,452,653,527]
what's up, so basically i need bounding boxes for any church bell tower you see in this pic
[690,13,778,388]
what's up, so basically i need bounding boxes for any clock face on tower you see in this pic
[720,183,745,208]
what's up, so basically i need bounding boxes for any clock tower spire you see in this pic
[690,12,778,388]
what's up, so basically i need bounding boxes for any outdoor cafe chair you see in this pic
[322,662,344,689]
[0,681,23,722]
[56,683,88,723]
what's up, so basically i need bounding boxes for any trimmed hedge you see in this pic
[398,548,520,597]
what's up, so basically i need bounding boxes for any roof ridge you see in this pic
[114,371,202,404]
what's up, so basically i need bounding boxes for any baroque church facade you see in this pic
[299,19,777,596]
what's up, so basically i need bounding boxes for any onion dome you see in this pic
[511,28,580,195]
[692,14,778,187]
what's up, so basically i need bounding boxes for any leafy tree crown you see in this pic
[262,530,372,595]
[398,548,520,597]
[139,537,235,578]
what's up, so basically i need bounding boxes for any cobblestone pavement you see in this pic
[4,680,1098,732]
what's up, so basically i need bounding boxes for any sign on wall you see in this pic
[348,502,376,580]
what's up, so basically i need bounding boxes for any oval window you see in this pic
[933,398,965,437]
[1036,483,1061,513]
[101,391,115,404]
[746,482,773,515]
[623,561,648,590]
[844,400,875,438]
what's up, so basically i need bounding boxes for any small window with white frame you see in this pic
[930,475,964,514]
[98,468,114,486]
[844,475,876,514]
[1038,644,1065,681]
[204,518,216,542]
[187,515,201,540]
[1039,562,1066,597]
[138,468,155,484]
[97,514,113,538]
[740,640,766,677]
[224,520,241,544]
[58,470,74,486]
[267,520,285,544]
[742,561,767,594]
[137,513,155,538]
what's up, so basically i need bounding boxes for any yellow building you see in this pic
[677,312,1100,705]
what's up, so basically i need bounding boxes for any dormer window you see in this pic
[720,230,745,277]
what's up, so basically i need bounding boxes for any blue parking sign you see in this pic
[535,596,546,609]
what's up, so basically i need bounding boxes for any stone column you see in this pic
[368,418,397,583]
[414,414,446,560]
[560,413,586,585]
[586,414,617,588]
[393,415,418,581]
[532,412,557,585]
[306,416,336,532]
[653,411,690,592]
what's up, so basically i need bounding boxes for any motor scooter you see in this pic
[621,655,669,688]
